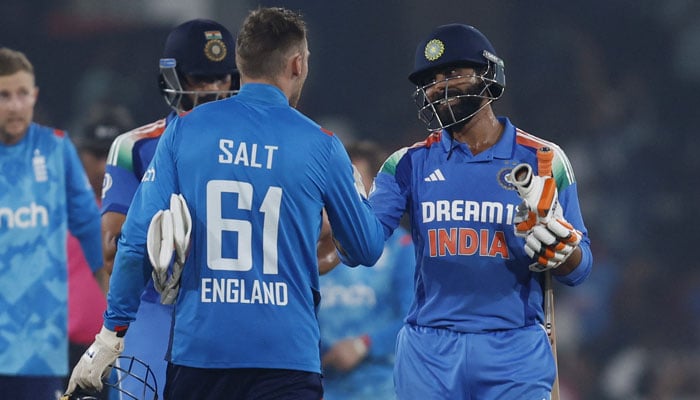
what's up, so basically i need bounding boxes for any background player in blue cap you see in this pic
[67,7,384,399]
[369,24,593,399]
[97,18,238,399]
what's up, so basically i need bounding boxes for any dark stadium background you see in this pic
[3,1,698,398]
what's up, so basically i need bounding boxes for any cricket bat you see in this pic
[536,146,560,400]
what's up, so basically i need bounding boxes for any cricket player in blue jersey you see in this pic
[369,24,593,399]
[0,47,104,399]
[99,19,239,399]
[319,140,415,400]
[67,7,385,400]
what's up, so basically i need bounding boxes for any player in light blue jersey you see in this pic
[68,7,384,400]
[99,19,239,399]
[370,25,593,399]
[319,140,415,400]
[0,47,104,399]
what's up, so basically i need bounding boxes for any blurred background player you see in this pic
[319,140,415,400]
[99,19,239,399]
[0,47,104,399]
[65,103,135,400]
[368,24,593,399]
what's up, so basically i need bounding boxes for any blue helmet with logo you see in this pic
[158,19,239,113]
[409,23,505,92]
[409,24,506,131]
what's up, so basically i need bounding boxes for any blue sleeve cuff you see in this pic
[555,243,592,286]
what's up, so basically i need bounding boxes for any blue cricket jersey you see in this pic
[369,117,593,333]
[101,114,176,399]
[319,227,414,399]
[104,83,385,373]
[102,113,176,304]
[0,123,102,376]
[102,114,175,217]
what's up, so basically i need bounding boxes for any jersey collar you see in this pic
[440,116,516,161]
[236,83,290,106]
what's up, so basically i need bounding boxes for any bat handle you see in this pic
[544,270,554,336]
[537,147,553,177]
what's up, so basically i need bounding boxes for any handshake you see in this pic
[508,163,581,272]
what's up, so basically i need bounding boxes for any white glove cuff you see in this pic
[95,326,124,352]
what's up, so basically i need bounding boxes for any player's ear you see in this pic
[290,52,304,78]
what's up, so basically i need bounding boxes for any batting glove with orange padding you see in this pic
[523,219,582,272]
[514,201,538,238]
[509,163,562,223]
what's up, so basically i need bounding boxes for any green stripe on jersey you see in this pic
[380,147,408,176]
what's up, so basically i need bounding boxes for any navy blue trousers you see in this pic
[164,364,323,400]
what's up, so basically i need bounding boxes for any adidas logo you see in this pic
[424,169,445,182]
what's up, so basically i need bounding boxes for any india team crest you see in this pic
[203,30,227,62]
[424,39,445,61]
[498,167,517,190]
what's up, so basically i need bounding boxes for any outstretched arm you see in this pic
[101,211,126,277]
[317,209,340,275]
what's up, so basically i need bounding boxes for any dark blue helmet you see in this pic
[159,19,239,113]
[408,23,505,93]
[162,19,236,77]
[409,24,506,131]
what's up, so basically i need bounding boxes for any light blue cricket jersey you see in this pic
[0,123,102,376]
[104,83,385,373]
[319,227,415,400]
[369,117,593,333]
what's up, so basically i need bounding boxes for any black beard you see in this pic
[433,81,487,132]
[179,93,222,112]
[437,94,484,133]
[179,94,195,112]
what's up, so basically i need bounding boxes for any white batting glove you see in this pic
[66,326,124,394]
[508,163,562,223]
[510,163,582,271]
[146,193,192,304]
[514,201,538,238]
[523,219,582,272]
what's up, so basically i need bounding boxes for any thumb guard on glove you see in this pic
[508,163,562,222]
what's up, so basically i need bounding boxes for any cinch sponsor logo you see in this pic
[321,284,377,308]
[0,202,49,228]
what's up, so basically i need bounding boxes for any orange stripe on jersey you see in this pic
[130,119,167,140]
[515,128,551,151]
[515,128,577,188]
[52,129,65,137]
[320,127,334,136]
[410,131,441,149]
